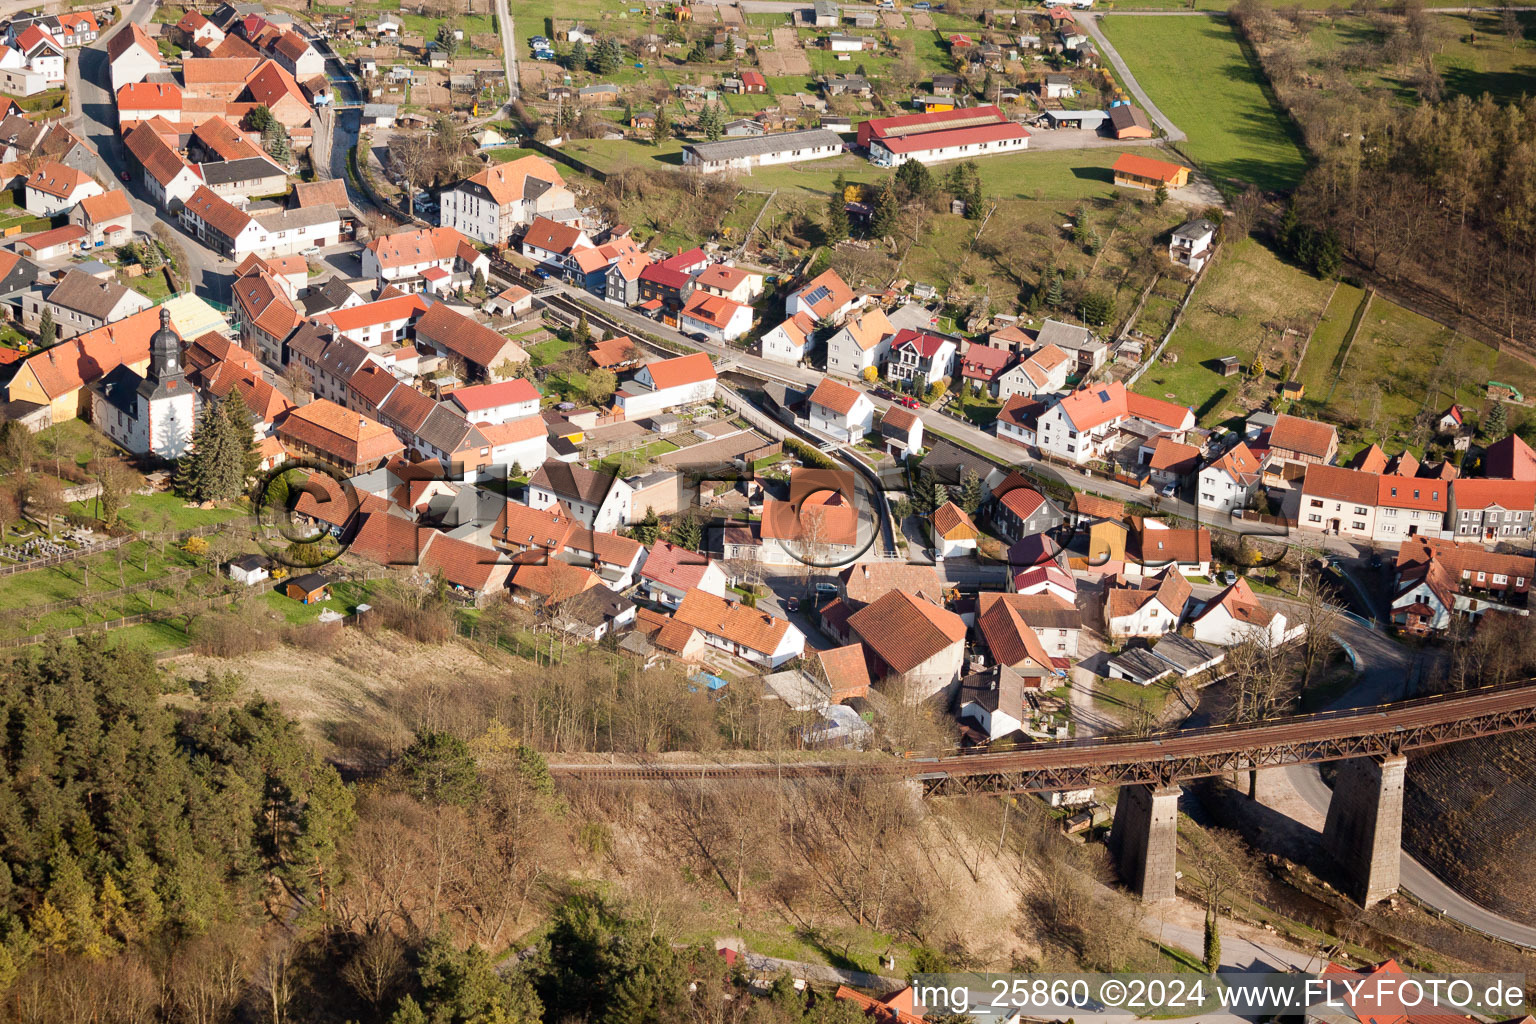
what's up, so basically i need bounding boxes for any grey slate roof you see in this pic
[684,128,843,162]
[47,269,135,321]
[198,155,286,186]
[253,204,338,233]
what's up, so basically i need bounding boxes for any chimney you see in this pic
[358,416,366,432]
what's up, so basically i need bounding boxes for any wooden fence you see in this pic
[0,591,243,650]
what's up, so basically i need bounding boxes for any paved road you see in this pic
[76,0,232,304]
[494,0,519,104]
[1082,14,1186,142]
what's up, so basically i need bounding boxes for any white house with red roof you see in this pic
[361,225,489,289]
[638,540,729,608]
[24,162,102,216]
[520,215,592,270]
[679,290,752,343]
[869,118,1029,167]
[888,328,958,386]
[807,378,874,441]
[672,587,805,667]
[615,351,717,419]
[960,343,1011,395]
[1187,577,1299,647]
[693,263,763,304]
[1198,441,1262,515]
[14,25,63,82]
[1372,474,1449,543]
[996,343,1071,400]
[785,268,857,323]
[315,293,427,348]
[440,155,574,246]
[1035,381,1129,464]
[448,377,540,425]
[825,307,896,378]
[107,23,165,92]
[115,81,183,122]
[760,311,816,365]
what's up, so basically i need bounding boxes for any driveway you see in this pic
[1082,14,1187,142]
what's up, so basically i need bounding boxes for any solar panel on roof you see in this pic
[804,285,831,306]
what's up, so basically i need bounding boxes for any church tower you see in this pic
[137,306,194,458]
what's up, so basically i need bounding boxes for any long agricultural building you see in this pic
[856,105,1029,166]
[682,129,845,174]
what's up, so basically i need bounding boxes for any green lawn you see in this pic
[527,336,575,367]
[1305,11,1536,104]
[123,269,173,303]
[1293,283,1362,399]
[1134,238,1334,427]
[68,492,250,533]
[1293,293,1536,452]
[259,579,374,624]
[1090,673,1174,720]
[1099,15,1308,191]
[0,540,202,615]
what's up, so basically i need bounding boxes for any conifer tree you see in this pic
[38,306,54,346]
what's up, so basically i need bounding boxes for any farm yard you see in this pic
[1099,14,1308,192]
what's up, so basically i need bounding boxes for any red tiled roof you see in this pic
[276,398,405,467]
[674,587,795,655]
[17,223,87,252]
[1376,476,1447,512]
[318,293,427,332]
[1484,433,1536,481]
[876,119,1029,154]
[791,268,854,318]
[117,82,182,109]
[931,500,977,540]
[808,378,865,416]
[77,190,132,224]
[1452,477,1536,511]
[1055,381,1128,432]
[892,327,953,358]
[107,22,157,61]
[1302,464,1379,506]
[1131,525,1212,567]
[1125,391,1191,429]
[26,162,92,199]
[365,225,471,269]
[1147,436,1200,474]
[680,289,746,329]
[523,215,585,255]
[1112,152,1188,184]
[642,351,716,390]
[847,590,966,675]
[961,343,1011,380]
[640,540,716,591]
[511,560,602,601]
[1269,413,1337,459]
[861,104,1008,140]
[760,493,858,547]
[449,377,539,412]
[818,644,871,700]
[414,301,523,369]
[418,532,508,592]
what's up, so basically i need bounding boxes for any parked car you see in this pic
[300,246,321,257]
[898,396,921,409]
[532,267,551,279]
[119,170,131,182]
[872,387,895,400]
[1221,570,1237,585]
[913,2,931,9]
[1160,483,1176,498]
[786,596,800,612]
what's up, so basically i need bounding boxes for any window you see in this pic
[1352,521,1366,531]
[1310,499,1323,508]
[1354,506,1368,516]
[1308,514,1321,523]
[1384,507,1396,517]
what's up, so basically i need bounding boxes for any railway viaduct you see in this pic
[549,680,1536,908]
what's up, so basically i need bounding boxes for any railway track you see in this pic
[548,677,1536,793]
